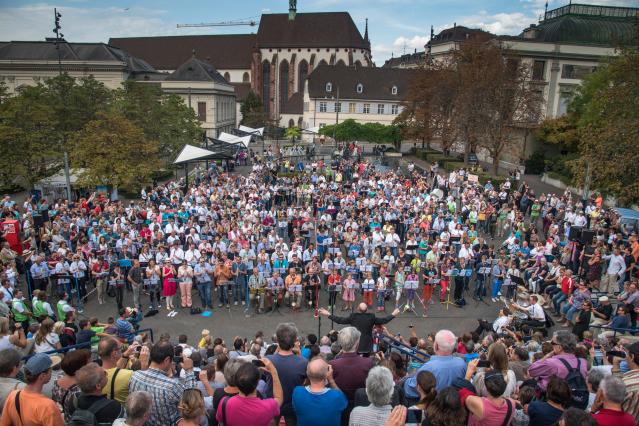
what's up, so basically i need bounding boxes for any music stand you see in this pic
[441,271,457,310]
[402,280,421,317]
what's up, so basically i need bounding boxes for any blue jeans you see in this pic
[553,293,567,313]
[218,283,229,305]
[197,282,212,308]
[232,280,245,303]
[491,279,503,298]
[562,303,578,321]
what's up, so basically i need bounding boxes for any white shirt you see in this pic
[605,254,626,276]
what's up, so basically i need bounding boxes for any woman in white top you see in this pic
[34,318,61,354]
[0,317,27,352]
[472,342,518,398]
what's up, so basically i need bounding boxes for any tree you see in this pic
[240,91,270,128]
[0,85,61,189]
[285,126,301,142]
[70,111,160,191]
[0,81,8,105]
[571,48,639,205]
[113,81,201,163]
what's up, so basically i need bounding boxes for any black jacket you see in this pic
[75,394,124,424]
[328,312,396,353]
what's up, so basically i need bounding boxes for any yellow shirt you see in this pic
[102,367,134,404]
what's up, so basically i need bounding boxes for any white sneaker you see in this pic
[241,301,245,306]
[234,301,238,306]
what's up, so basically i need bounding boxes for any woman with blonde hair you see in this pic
[34,318,62,353]
[176,388,206,426]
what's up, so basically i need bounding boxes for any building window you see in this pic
[242,72,250,83]
[304,102,309,112]
[377,104,385,114]
[326,82,332,92]
[197,102,206,122]
[391,104,399,115]
[391,85,398,95]
[223,72,231,82]
[561,64,597,80]
[298,61,308,93]
[348,102,356,113]
[363,103,370,114]
[262,61,270,116]
[335,102,341,113]
[319,102,327,113]
[356,83,363,94]
[280,60,289,110]
[532,60,546,81]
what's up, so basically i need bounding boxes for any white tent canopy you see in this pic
[238,125,264,136]
[218,132,251,148]
[173,144,219,165]
[303,126,320,134]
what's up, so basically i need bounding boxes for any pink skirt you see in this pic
[342,288,356,302]
[163,279,177,297]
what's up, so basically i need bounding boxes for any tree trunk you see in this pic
[492,152,500,176]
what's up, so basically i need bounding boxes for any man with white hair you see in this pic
[330,327,375,403]
[403,329,466,398]
[591,375,635,425]
[348,366,395,426]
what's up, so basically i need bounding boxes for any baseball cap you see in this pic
[598,296,609,303]
[24,353,61,375]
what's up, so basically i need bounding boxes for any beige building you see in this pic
[159,57,236,138]
[303,65,416,129]
[0,40,156,93]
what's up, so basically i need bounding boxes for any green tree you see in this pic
[285,126,301,142]
[240,91,270,128]
[0,85,60,189]
[70,111,160,191]
[571,48,639,205]
[0,81,8,105]
[113,81,201,162]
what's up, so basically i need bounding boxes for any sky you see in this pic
[0,0,637,64]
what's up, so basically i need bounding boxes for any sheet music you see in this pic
[405,280,419,289]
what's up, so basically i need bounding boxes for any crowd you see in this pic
[0,141,638,425]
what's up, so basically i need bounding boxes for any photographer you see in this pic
[130,340,197,426]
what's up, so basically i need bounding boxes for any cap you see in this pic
[625,342,639,359]
[24,353,61,375]
[598,296,609,302]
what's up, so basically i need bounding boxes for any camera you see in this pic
[477,360,491,368]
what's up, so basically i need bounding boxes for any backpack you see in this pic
[558,358,589,409]
[68,397,113,426]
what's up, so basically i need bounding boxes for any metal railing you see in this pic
[375,332,431,363]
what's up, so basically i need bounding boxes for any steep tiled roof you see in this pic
[109,34,256,70]
[257,12,368,49]
[308,65,418,101]
[165,57,229,84]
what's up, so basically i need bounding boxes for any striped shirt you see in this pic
[349,404,392,426]
[621,369,639,421]
[129,367,196,426]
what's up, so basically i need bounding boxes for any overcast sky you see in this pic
[0,0,636,64]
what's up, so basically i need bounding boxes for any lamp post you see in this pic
[52,8,72,202]
[333,86,340,149]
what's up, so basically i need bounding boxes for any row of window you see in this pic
[195,96,235,122]
[326,82,398,95]
[317,101,400,115]
[531,60,597,81]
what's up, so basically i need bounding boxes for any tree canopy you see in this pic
[319,119,401,145]
[240,91,270,129]
[0,74,202,191]
[395,40,542,173]
[570,48,639,205]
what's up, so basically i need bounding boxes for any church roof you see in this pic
[518,4,639,45]
[0,40,156,73]
[428,26,495,46]
[257,12,368,49]
[109,34,256,70]
[307,65,418,100]
[165,57,229,84]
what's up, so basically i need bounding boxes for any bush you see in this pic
[442,161,465,172]
[524,150,546,174]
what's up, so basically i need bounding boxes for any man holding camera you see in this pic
[129,340,197,426]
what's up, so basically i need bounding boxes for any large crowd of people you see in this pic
[0,143,638,425]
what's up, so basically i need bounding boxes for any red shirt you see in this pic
[561,277,574,295]
[592,408,635,426]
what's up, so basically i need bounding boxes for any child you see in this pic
[199,329,210,349]
[512,385,536,426]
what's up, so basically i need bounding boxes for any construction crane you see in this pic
[177,19,258,28]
